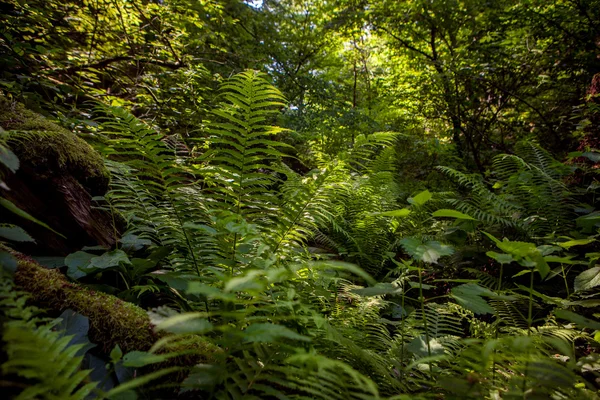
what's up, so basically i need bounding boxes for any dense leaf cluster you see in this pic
[1,0,600,399]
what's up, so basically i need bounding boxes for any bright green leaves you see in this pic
[400,237,454,264]
[451,283,495,315]
[432,209,477,220]
[484,232,549,279]
[110,345,123,364]
[375,208,412,217]
[408,190,432,206]
[201,71,289,223]
[486,251,514,264]
[558,238,596,249]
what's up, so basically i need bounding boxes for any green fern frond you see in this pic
[197,71,290,222]
[1,279,98,400]
[492,142,575,235]
[270,165,348,258]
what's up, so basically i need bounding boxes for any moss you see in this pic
[0,95,110,194]
[9,249,220,365]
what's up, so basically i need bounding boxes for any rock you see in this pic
[0,95,118,255]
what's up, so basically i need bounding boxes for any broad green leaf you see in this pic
[537,245,562,256]
[574,267,600,292]
[110,345,123,363]
[407,335,444,357]
[554,309,600,330]
[496,240,537,258]
[400,237,454,264]
[486,237,549,278]
[224,270,266,292]
[408,281,434,290]
[243,323,310,343]
[451,283,494,315]
[122,351,172,367]
[581,152,600,163]
[486,251,514,264]
[376,208,411,217]
[576,212,600,232]
[544,256,584,265]
[90,249,130,269]
[119,233,152,251]
[155,313,213,334]
[65,251,95,279]
[408,190,432,206]
[0,224,34,242]
[566,300,600,308]
[0,145,19,172]
[432,209,477,220]
[55,310,96,357]
[558,238,595,249]
[399,237,421,257]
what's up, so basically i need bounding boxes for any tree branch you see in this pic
[46,56,185,75]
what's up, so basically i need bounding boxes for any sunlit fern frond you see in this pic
[196,70,289,223]
[344,132,398,173]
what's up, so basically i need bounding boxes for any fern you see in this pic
[492,142,575,235]
[197,70,289,221]
[0,278,98,400]
[270,165,347,259]
[437,166,524,231]
[96,105,207,274]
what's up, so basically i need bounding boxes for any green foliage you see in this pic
[0,278,98,399]
[3,0,600,398]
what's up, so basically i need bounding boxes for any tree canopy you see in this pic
[1,0,600,398]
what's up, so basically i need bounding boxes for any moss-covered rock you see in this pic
[10,249,220,364]
[0,95,120,254]
[0,95,109,194]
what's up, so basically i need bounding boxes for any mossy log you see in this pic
[11,250,220,363]
[0,95,119,255]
